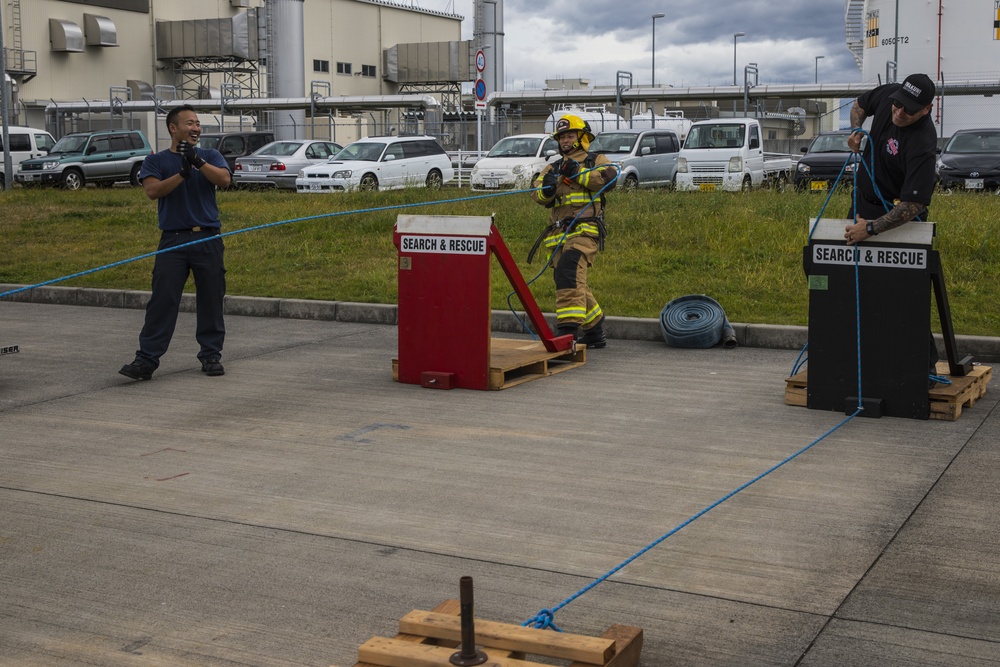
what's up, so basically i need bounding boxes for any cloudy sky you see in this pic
[422,0,868,90]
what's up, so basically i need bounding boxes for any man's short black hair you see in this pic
[166,104,197,131]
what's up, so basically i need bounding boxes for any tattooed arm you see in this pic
[845,201,927,245]
[846,100,867,153]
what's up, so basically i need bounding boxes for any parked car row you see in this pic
[7,126,1000,195]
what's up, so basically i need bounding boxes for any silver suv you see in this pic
[589,129,682,190]
[16,129,152,190]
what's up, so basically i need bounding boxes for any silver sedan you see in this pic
[233,140,343,189]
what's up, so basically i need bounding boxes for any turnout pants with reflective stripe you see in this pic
[549,234,603,330]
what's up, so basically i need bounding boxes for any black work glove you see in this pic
[559,158,579,180]
[177,141,206,169]
[177,145,191,179]
[540,170,558,197]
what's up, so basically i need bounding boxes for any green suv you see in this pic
[16,129,152,190]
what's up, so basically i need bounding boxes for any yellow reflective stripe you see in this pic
[556,308,587,320]
[578,170,592,188]
[542,223,599,247]
[584,305,603,324]
[561,193,595,204]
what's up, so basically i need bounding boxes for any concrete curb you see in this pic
[3,283,998,361]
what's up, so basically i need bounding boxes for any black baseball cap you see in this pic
[890,73,936,114]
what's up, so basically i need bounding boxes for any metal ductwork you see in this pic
[265,0,306,140]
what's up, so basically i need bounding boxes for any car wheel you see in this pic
[425,169,443,190]
[129,163,143,187]
[61,169,84,191]
[741,175,752,192]
[622,174,639,191]
[359,174,379,191]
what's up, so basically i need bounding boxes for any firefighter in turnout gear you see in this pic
[530,114,617,347]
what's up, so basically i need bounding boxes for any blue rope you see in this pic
[523,409,861,631]
[527,135,884,632]
[0,188,531,301]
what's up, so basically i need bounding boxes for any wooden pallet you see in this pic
[929,362,993,420]
[345,599,642,667]
[488,337,586,390]
[784,364,993,421]
[392,338,586,391]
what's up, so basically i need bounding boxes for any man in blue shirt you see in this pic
[119,104,232,381]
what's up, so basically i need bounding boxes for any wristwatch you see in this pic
[866,220,877,236]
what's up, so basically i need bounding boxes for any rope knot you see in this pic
[522,608,562,632]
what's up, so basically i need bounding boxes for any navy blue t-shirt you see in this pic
[137,147,229,230]
[854,82,937,220]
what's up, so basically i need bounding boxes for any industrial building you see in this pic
[1,0,471,144]
[3,0,1000,153]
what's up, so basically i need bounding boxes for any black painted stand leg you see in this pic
[450,576,488,666]
[929,251,973,376]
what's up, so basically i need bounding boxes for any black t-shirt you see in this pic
[854,83,937,220]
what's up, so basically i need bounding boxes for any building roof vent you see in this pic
[84,14,119,47]
[49,19,84,53]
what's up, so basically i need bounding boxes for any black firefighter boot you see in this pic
[578,317,607,349]
[555,323,581,345]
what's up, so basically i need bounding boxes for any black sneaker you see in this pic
[119,361,154,381]
[578,327,607,349]
[201,359,225,376]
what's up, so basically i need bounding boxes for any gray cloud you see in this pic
[432,0,866,88]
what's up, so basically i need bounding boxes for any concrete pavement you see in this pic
[1,296,998,666]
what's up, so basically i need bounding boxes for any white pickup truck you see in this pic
[674,118,797,192]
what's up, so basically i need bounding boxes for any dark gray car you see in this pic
[589,129,682,190]
[198,131,275,171]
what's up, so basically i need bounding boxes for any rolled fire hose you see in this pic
[660,294,737,349]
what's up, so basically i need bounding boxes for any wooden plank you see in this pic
[787,365,992,421]
[399,610,615,664]
[357,636,551,667]
[350,601,520,667]
[568,625,643,667]
[351,600,460,667]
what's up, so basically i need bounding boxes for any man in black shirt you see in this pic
[842,73,941,385]
[843,73,937,245]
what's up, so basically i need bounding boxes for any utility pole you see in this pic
[1,7,14,190]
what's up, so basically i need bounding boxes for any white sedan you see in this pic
[233,140,342,189]
[470,134,559,191]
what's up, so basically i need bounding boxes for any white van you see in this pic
[1,126,56,186]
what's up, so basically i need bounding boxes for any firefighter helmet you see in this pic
[552,114,595,151]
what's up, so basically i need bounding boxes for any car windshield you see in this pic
[334,142,385,162]
[255,141,303,157]
[487,137,542,158]
[944,131,1000,154]
[198,136,221,150]
[589,133,637,154]
[684,124,746,149]
[48,135,89,155]
[808,134,853,153]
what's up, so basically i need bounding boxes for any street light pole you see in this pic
[815,55,824,84]
[732,32,745,115]
[651,13,665,88]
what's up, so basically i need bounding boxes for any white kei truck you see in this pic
[674,118,797,192]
